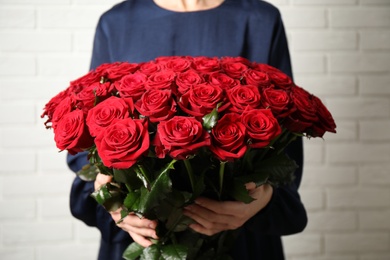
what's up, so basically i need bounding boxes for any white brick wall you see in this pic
[0,0,389,259]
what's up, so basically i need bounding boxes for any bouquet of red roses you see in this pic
[42,56,336,260]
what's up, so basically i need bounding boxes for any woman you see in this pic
[68,0,307,259]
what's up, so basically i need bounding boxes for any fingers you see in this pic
[111,210,158,247]
[94,173,113,190]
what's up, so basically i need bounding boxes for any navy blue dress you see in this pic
[68,0,307,259]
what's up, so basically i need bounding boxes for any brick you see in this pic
[325,233,389,253]
[37,149,69,174]
[38,244,99,260]
[1,0,70,3]
[0,151,36,173]
[328,143,390,163]
[359,164,390,185]
[2,174,74,197]
[74,0,123,5]
[0,78,69,101]
[360,0,390,4]
[40,197,72,218]
[73,31,94,52]
[330,7,390,27]
[327,187,390,208]
[294,75,357,97]
[361,30,390,50]
[1,126,56,148]
[329,53,390,73]
[320,120,357,142]
[280,7,327,28]
[0,55,36,76]
[289,255,357,260]
[37,54,90,77]
[292,31,357,50]
[359,210,390,230]
[0,32,72,52]
[301,165,356,187]
[0,8,35,28]
[282,233,322,255]
[292,54,326,74]
[0,102,35,124]
[306,211,357,231]
[0,248,35,260]
[360,120,390,141]
[263,0,289,5]
[360,75,390,95]
[293,0,357,4]
[74,221,100,241]
[360,255,390,260]
[38,7,107,28]
[0,199,36,219]
[2,221,73,245]
[299,189,324,210]
[303,141,324,164]
[326,97,390,119]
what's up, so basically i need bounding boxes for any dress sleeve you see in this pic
[67,15,131,244]
[245,12,307,236]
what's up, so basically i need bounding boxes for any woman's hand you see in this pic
[183,183,273,236]
[110,209,158,247]
[94,173,158,247]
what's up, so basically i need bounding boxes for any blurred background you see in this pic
[0,0,389,259]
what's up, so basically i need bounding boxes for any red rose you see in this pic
[178,83,229,118]
[209,113,247,161]
[227,85,261,113]
[54,109,93,155]
[95,62,139,81]
[139,61,163,75]
[116,73,148,100]
[86,96,134,137]
[68,70,101,94]
[251,63,281,74]
[192,57,220,73]
[284,86,318,133]
[241,109,281,148]
[41,90,69,127]
[135,89,177,123]
[52,96,76,130]
[153,116,211,159]
[95,118,149,169]
[207,71,239,91]
[242,69,271,88]
[260,87,295,118]
[75,84,98,113]
[310,95,337,137]
[221,59,248,79]
[146,70,176,90]
[268,71,293,89]
[176,69,204,96]
[165,57,192,72]
[221,57,251,66]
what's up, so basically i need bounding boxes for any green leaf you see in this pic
[137,160,177,216]
[76,164,99,181]
[202,106,219,131]
[229,180,254,204]
[122,242,144,260]
[253,153,298,186]
[138,172,172,216]
[123,191,141,212]
[90,183,123,212]
[140,244,161,260]
[161,244,188,260]
[113,168,143,190]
